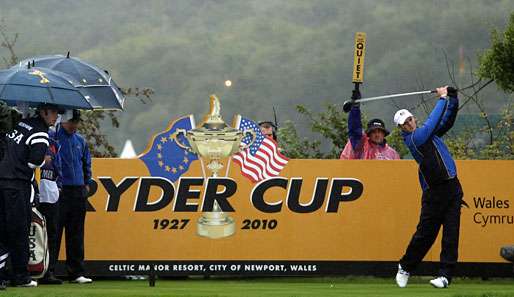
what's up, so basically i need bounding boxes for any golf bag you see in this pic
[28,207,49,279]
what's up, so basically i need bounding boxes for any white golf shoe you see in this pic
[71,276,93,284]
[429,276,449,288]
[395,264,410,288]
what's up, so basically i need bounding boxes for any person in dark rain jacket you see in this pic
[0,104,59,289]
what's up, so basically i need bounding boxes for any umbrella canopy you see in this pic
[0,66,94,109]
[17,54,125,110]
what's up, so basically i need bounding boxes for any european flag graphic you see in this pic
[139,115,198,181]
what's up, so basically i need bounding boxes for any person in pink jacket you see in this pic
[340,91,400,160]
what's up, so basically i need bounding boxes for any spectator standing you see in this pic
[258,121,277,141]
[37,130,63,285]
[340,90,400,160]
[55,110,93,284]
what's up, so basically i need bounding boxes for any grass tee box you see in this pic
[5,278,514,297]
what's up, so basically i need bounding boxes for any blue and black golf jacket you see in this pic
[401,95,459,191]
[56,127,91,186]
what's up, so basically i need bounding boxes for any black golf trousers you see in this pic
[400,177,463,281]
[0,180,32,284]
[56,186,87,279]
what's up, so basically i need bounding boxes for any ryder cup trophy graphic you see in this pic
[175,95,255,239]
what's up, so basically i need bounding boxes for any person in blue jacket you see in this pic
[55,110,93,284]
[393,86,463,289]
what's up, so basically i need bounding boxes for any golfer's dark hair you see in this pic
[37,103,59,112]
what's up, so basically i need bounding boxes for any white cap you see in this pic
[394,109,414,125]
[61,109,74,122]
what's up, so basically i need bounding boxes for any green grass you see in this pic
[2,277,514,297]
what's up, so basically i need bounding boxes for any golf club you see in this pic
[342,90,437,113]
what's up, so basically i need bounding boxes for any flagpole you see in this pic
[199,157,206,179]
[225,114,240,178]
[225,157,232,177]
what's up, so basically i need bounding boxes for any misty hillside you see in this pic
[1,0,513,152]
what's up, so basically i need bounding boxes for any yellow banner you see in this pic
[352,32,366,83]
[81,159,513,264]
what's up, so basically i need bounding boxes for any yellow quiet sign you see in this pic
[352,32,366,83]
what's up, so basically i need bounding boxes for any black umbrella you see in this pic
[0,65,94,109]
[17,53,125,110]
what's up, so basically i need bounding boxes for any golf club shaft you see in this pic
[354,90,436,103]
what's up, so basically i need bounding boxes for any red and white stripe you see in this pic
[233,137,288,182]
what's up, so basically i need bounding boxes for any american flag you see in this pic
[233,115,288,182]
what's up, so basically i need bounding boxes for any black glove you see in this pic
[447,87,458,98]
[32,192,40,208]
[351,89,361,100]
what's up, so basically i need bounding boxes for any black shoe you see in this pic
[14,279,37,287]
[39,274,63,285]
[0,280,6,290]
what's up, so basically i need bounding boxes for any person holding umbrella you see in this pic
[0,103,59,289]
[340,89,400,160]
[394,86,463,289]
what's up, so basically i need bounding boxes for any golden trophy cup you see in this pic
[175,95,255,239]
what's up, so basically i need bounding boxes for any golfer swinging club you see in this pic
[394,86,464,289]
